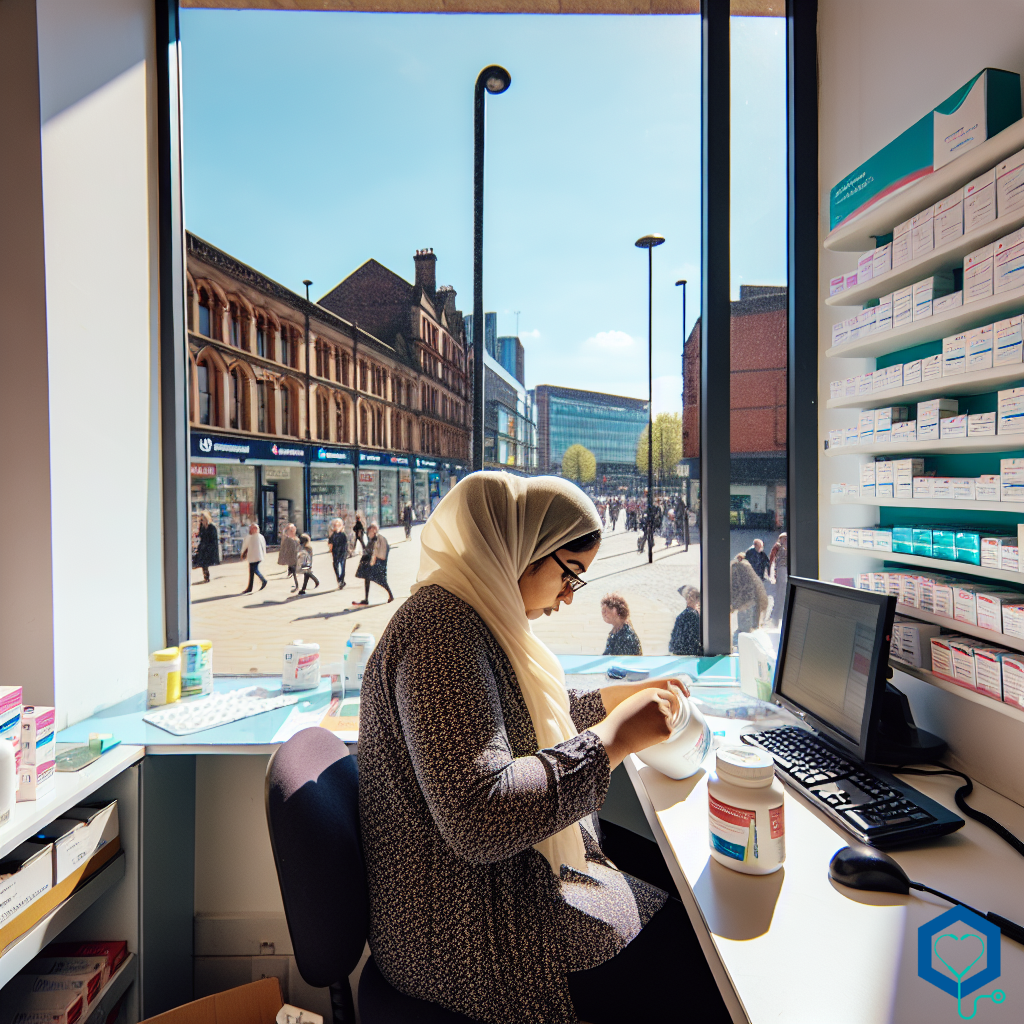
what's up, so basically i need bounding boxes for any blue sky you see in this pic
[181,11,786,411]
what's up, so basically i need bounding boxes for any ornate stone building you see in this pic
[186,234,470,550]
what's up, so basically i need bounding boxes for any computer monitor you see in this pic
[771,577,896,762]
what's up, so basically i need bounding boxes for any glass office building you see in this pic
[484,353,537,472]
[531,385,648,489]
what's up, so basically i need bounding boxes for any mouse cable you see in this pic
[888,763,1024,859]
[905,879,1024,946]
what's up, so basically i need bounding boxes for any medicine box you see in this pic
[828,429,844,449]
[998,387,1024,433]
[914,272,955,321]
[1002,604,1024,639]
[2,973,88,1024]
[893,285,915,328]
[858,372,874,395]
[830,380,844,399]
[18,758,55,802]
[917,398,959,440]
[964,242,995,302]
[996,147,1024,217]
[955,529,982,564]
[977,474,1001,500]
[977,590,1022,632]
[942,333,968,374]
[994,316,1023,365]
[952,477,976,500]
[974,650,1009,701]
[892,419,917,443]
[829,275,847,297]
[912,526,934,555]
[832,321,849,347]
[1002,545,1020,571]
[860,462,876,495]
[0,841,53,932]
[891,621,943,670]
[1001,654,1024,711]
[892,526,914,553]
[969,413,996,436]
[964,167,997,232]
[933,528,957,561]
[912,207,935,259]
[904,359,923,385]
[912,476,933,499]
[950,640,995,690]
[933,291,963,316]
[858,410,876,445]
[875,460,895,485]
[940,415,968,439]
[894,458,924,498]
[932,581,957,617]
[870,571,887,592]
[846,273,859,291]
[967,323,995,370]
[1003,458,1024,499]
[857,250,874,284]
[930,636,962,682]
[954,586,982,624]
[922,353,943,380]
[931,477,953,499]
[994,227,1024,295]
[845,376,858,397]
[859,529,876,550]
[875,295,893,333]
[934,189,964,246]
[845,425,859,446]
[892,218,913,268]
[872,244,892,278]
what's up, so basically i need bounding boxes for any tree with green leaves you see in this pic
[636,412,683,484]
[561,443,597,484]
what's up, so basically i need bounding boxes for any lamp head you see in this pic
[479,65,511,95]
[676,279,687,286]
[635,234,666,249]
[302,279,313,287]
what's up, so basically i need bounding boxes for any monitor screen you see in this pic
[774,579,893,748]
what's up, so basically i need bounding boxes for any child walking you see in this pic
[296,533,320,595]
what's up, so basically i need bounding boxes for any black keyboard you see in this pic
[740,727,964,847]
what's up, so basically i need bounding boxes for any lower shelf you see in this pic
[894,602,1024,654]
[890,662,1024,725]
[82,952,137,1024]
[0,852,126,989]
[826,545,1024,585]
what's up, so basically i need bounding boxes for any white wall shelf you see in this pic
[893,603,1024,655]
[823,120,1024,253]
[826,284,1024,360]
[891,662,1024,726]
[827,363,1024,410]
[0,853,125,989]
[827,207,1024,307]
[0,745,143,862]
[826,544,1024,584]
[824,433,1024,457]
[831,496,1024,514]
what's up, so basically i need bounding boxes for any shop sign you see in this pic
[314,447,355,465]
[191,463,217,477]
[359,471,376,483]
[191,432,309,463]
[415,456,439,470]
[263,466,293,481]
[271,443,305,459]
[359,452,385,466]
[385,454,410,467]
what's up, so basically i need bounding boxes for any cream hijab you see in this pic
[411,472,602,875]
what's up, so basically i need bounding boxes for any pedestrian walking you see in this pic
[669,586,703,656]
[296,533,320,594]
[769,532,789,621]
[731,553,768,646]
[193,510,220,583]
[328,518,348,589]
[353,521,394,605]
[601,593,643,656]
[239,523,267,594]
[403,502,413,540]
[353,510,367,554]
[744,538,770,580]
[278,522,300,591]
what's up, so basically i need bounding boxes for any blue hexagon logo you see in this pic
[918,905,1005,1011]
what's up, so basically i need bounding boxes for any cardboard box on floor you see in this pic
[140,979,285,1024]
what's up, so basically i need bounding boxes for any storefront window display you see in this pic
[263,464,304,542]
[358,469,379,525]
[311,465,355,539]
[379,468,398,527]
[190,462,256,560]
[399,468,412,518]
[414,470,429,521]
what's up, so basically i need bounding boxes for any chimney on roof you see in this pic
[414,248,437,296]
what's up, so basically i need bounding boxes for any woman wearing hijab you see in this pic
[359,472,729,1024]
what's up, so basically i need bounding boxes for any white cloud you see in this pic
[520,328,541,340]
[586,329,635,351]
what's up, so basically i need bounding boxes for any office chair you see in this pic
[265,726,481,1024]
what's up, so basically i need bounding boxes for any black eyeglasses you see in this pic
[549,552,587,592]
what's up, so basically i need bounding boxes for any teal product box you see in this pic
[933,529,958,561]
[912,528,934,557]
[829,70,1022,231]
[955,530,982,564]
[892,526,915,554]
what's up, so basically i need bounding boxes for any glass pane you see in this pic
[729,9,788,651]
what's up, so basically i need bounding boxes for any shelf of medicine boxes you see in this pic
[825,282,1024,360]
[0,852,126,989]
[832,495,1024,514]
[889,661,1024,726]
[826,545,1024,585]
[827,205,1024,308]
[824,433,1024,458]
[827,362,1024,410]
[823,119,1024,253]
[81,953,137,1024]
[892,602,1024,656]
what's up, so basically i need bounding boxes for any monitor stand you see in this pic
[869,683,947,765]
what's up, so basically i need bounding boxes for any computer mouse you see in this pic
[828,844,911,895]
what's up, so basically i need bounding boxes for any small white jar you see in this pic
[707,745,786,875]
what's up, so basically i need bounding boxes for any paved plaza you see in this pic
[191,512,780,673]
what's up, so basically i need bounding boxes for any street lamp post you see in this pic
[676,277,688,547]
[636,234,665,564]
[472,65,511,472]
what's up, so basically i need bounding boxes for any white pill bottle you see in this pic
[707,745,786,875]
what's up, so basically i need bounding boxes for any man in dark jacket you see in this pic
[744,538,770,580]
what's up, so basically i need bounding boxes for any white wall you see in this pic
[818,1,1024,803]
[34,0,165,727]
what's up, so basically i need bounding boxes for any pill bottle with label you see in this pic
[148,647,182,709]
[179,639,214,697]
[707,745,785,875]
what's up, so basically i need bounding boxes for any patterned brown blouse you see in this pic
[358,585,668,1023]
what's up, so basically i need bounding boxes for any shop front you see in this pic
[189,458,255,561]
[310,446,356,539]
[413,456,469,516]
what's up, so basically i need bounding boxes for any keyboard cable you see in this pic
[887,763,1024,859]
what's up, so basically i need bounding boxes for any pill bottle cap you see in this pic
[715,745,775,785]
[151,647,180,662]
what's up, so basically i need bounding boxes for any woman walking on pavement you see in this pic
[403,502,413,540]
[239,523,267,594]
[296,533,320,595]
[329,518,348,589]
[193,510,220,583]
[278,522,300,591]
[353,522,394,606]
[353,510,368,554]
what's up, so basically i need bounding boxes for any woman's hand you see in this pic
[600,676,689,718]
[591,687,679,772]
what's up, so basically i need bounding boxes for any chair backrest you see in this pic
[265,727,368,988]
